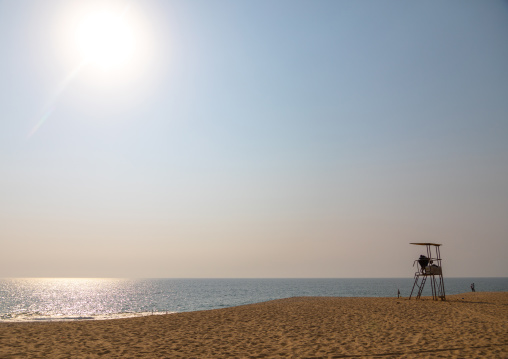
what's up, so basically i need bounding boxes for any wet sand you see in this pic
[0,292,506,358]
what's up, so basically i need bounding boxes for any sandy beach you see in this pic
[0,292,506,358]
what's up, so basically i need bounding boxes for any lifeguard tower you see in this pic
[409,243,445,301]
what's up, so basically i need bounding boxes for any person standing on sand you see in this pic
[471,283,475,292]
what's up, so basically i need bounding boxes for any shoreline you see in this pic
[0,293,505,325]
[1,292,506,358]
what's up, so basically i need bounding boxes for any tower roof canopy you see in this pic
[410,242,442,246]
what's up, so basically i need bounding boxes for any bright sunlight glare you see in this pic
[76,10,134,71]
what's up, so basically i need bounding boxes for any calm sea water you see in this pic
[0,278,506,322]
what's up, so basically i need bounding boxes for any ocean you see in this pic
[1,277,506,322]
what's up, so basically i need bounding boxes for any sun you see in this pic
[76,10,135,71]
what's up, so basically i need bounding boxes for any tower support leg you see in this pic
[416,275,427,299]
[409,274,419,300]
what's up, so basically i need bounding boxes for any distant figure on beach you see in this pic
[471,283,475,292]
[397,289,400,298]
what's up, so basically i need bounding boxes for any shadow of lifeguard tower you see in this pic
[409,243,446,301]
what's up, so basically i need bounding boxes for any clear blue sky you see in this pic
[1,0,507,278]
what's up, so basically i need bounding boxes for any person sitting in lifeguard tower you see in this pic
[418,255,429,273]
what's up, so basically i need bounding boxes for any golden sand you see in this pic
[0,292,506,358]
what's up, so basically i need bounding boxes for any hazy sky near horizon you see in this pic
[1,0,507,278]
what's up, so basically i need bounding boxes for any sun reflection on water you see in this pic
[0,278,163,322]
